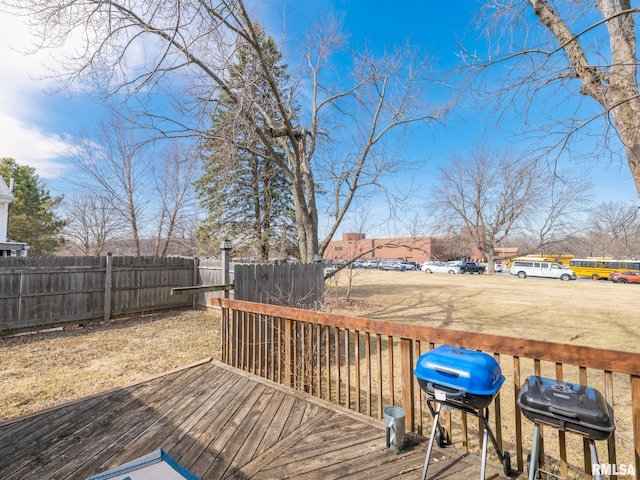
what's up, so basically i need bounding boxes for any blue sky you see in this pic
[0,1,638,229]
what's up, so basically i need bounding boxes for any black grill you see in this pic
[518,376,615,480]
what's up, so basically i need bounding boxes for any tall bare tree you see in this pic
[61,192,127,255]
[583,201,640,257]
[469,1,640,199]
[429,147,591,272]
[152,141,200,257]
[68,109,199,256]
[4,0,446,262]
[69,111,150,255]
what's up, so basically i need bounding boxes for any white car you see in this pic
[421,261,462,274]
[510,260,577,281]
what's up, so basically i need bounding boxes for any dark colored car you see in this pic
[608,271,640,283]
[455,261,486,274]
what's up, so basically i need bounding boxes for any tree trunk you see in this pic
[610,102,640,197]
[530,0,640,197]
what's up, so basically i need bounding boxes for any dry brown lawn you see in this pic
[0,310,221,421]
[2,269,639,426]
[326,269,640,352]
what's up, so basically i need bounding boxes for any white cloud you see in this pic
[0,112,75,179]
[0,10,79,179]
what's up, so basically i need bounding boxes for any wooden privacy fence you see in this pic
[0,255,194,334]
[234,262,324,308]
[215,298,640,479]
[0,256,322,334]
[175,261,323,308]
[195,257,234,307]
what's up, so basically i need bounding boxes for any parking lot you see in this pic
[327,268,640,353]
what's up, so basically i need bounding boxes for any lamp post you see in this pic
[221,240,232,298]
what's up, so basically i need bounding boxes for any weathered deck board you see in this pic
[0,360,515,479]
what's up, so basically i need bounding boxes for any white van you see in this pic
[510,261,577,281]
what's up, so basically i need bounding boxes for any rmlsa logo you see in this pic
[593,463,636,476]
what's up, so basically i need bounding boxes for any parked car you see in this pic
[364,260,379,269]
[510,260,576,281]
[401,262,417,271]
[455,261,486,274]
[421,261,462,274]
[378,260,406,271]
[608,271,640,284]
[324,265,338,275]
[494,263,503,273]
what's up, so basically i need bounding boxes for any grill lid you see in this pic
[414,345,504,396]
[517,376,615,434]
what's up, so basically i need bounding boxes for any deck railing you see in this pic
[213,298,640,479]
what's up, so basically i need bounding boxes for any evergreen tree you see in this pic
[195,27,296,260]
[0,158,66,255]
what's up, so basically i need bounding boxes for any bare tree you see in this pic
[69,111,150,255]
[429,147,591,272]
[4,0,446,262]
[61,192,127,255]
[67,108,200,256]
[469,0,640,199]
[583,201,640,257]
[151,141,199,257]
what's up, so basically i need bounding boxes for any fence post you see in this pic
[104,252,112,324]
[192,257,199,310]
[221,240,232,299]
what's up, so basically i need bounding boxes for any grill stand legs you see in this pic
[420,402,441,480]
[480,424,489,479]
[589,442,601,480]
[421,402,505,480]
[528,423,602,480]
[527,424,540,480]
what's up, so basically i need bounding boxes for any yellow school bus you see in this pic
[569,258,640,280]
[508,254,573,268]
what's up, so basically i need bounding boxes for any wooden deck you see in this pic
[0,360,514,479]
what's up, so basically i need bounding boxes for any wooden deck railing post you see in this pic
[233,310,239,368]
[221,306,228,364]
[284,318,294,387]
[335,327,341,405]
[580,367,592,480]
[388,336,395,407]
[513,356,523,472]
[345,329,351,409]
[632,374,640,474]
[401,338,414,431]
[556,363,568,479]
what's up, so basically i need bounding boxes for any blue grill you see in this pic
[414,345,511,480]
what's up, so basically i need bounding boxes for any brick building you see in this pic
[323,232,480,263]
[323,231,518,264]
